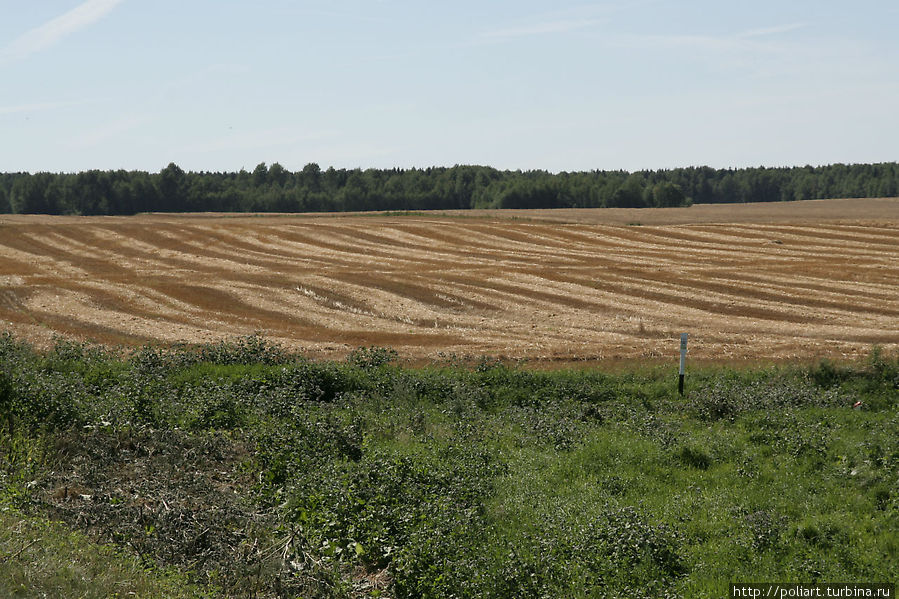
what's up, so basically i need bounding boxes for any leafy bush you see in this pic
[509,400,587,450]
[488,505,687,598]
[276,445,504,572]
[807,348,899,396]
[6,370,87,431]
[347,346,399,369]
[193,333,288,366]
[691,375,848,421]
[867,346,899,390]
[183,382,249,430]
[743,510,786,551]
[0,370,13,435]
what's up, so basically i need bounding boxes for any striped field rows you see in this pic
[0,202,897,363]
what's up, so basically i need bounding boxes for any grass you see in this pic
[0,506,208,598]
[0,333,897,598]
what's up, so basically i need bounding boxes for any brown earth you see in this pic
[0,198,897,365]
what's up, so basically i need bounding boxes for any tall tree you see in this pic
[157,163,187,211]
[650,182,687,207]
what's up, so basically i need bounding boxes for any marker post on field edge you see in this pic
[678,333,687,395]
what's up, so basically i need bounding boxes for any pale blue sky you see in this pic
[1,0,897,173]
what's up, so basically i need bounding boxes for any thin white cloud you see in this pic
[178,128,338,155]
[0,100,88,115]
[0,0,124,65]
[481,18,604,41]
[613,20,877,84]
[626,22,805,52]
[739,23,806,39]
[65,114,147,149]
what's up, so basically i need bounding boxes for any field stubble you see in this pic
[0,198,897,363]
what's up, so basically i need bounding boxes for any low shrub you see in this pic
[347,346,398,369]
[691,375,848,421]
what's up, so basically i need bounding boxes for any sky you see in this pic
[1,0,897,174]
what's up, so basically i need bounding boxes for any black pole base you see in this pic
[678,374,685,395]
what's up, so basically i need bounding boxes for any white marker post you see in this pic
[678,333,688,395]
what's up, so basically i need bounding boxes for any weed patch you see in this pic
[0,335,896,597]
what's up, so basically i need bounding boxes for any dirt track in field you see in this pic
[1,198,897,364]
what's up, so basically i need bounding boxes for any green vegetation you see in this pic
[1,333,897,597]
[0,507,209,598]
[1,161,897,215]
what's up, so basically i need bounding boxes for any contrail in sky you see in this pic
[0,0,124,65]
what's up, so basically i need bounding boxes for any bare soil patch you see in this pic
[1,198,897,363]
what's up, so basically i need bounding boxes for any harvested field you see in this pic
[0,198,897,363]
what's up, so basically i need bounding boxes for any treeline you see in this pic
[0,161,896,215]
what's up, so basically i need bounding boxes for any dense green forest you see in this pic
[1,162,897,215]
